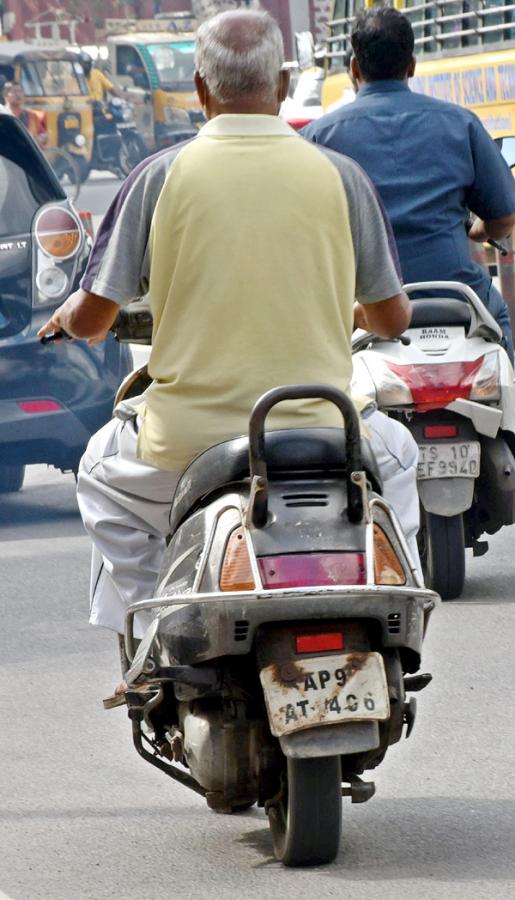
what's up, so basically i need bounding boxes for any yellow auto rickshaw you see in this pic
[105,17,203,152]
[0,42,94,181]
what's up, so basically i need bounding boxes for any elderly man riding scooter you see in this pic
[38,9,421,674]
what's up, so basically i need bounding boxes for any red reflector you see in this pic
[17,400,63,414]
[387,358,484,409]
[423,425,458,438]
[257,553,366,589]
[296,633,344,654]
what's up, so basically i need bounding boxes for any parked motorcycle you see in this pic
[352,281,515,600]
[100,315,436,867]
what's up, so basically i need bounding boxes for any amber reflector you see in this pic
[220,527,255,591]
[373,524,406,585]
[35,207,81,259]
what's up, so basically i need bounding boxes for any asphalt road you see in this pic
[0,464,514,900]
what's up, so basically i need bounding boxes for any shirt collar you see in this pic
[198,114,297,137]
[357,80,411,99]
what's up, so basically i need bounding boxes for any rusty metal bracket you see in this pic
[351,470,370,523]
[245,474,268,528]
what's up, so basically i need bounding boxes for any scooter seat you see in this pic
[409,298,472,328]
[169,428,381,534]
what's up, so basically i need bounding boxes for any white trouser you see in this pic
[76,408,421,638]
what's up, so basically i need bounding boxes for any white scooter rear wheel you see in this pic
[419,509,465,600]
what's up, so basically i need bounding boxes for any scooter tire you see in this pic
[419,509,465,600]
[267,756,342,867]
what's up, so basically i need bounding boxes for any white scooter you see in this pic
[352,282,515,599]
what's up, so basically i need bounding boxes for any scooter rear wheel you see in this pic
[419,509,465,600]
[267,756,342,867]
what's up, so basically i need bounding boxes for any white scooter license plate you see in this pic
[259,652,390,738]
[417,441,481,480]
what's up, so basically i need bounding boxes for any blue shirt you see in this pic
[303,81,515,301]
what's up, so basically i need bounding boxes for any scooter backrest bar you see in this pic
[248,384,364,528]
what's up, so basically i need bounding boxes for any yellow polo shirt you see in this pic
[83,115,401,472]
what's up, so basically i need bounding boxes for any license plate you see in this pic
[259,652,390,738]
[417,441,480,480]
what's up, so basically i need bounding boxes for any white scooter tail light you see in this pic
[373,360,413,407]
[34,206,82,260]
[382,357,491,409]
[469,352,501,402]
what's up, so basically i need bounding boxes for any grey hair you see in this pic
[195,10,284,104]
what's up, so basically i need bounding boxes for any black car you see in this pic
[0,113,132,491]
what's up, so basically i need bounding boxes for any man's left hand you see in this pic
[37,289,120,345]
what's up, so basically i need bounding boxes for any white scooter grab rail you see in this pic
[403,281,503,341]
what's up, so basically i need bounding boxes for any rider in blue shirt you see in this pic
[303,7,515,359]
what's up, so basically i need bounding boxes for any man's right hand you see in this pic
[355,292,412,339]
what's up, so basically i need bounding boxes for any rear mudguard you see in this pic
[418,476,474,516]
[278,722,380,759]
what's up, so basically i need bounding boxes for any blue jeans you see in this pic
[485,282,514,363]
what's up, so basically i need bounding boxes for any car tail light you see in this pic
[35,265,69,300]
[220,527,255,591]
[373,524,406,585]
[386,358,485,409]
[258,552,366,589]
[295,632,344,654]
[423,425,458,438]
[17,400,63,413]
[34,207,82,259]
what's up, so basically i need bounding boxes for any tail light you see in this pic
[258,553,366,588]
[385,356,499,409]
[34,207,82,259]
[373,524,406,585]
[219,528,366,591]
[372,359,413,407]
[35,266,68,300]
[468,353,501,402]
[220,526,406,591]
[220,527,255,591]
